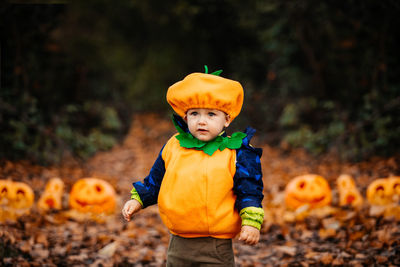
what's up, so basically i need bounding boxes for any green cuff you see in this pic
[130,187,143,206]
[239,207,264,230]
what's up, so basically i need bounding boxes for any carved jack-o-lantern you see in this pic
[336,174,363,207]
[0,180,13,206]
[11,181,35,210]
[367,177,400,205]
[367,178,391,205]
[0,180,34,210]
[0,180,34,222]
[285,174,332,210]
[387,176,400,202]
[38,177,65,212]
[69,178,116,214]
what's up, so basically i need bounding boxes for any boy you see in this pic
[122,68,264,266]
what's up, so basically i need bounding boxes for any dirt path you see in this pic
[1,113,399,266]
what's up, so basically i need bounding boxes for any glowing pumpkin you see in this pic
[38,177,65,212]
[368,176,400,205]
[11,181,35,209]
[387,176,400,202]
[0,180,35,222]
[367,178,391,205]
[336,174,363,207]
[0,180,35,210]
[69,178,116,214]
[0,180,14,206]
[285,174,332,210]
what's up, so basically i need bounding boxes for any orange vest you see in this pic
[158,134,242,238]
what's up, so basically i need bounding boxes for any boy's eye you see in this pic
[208,112,216,116]
[189,111,198,116]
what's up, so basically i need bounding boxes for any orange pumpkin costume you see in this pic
[131,70,264,240]
[158,134,241,238]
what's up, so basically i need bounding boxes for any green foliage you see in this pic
[53,102,121,160]
[0,4,125,163]
[1,89,121,163]
[279,93,400,160]
[1,0,399,163]
[245,0,400,159]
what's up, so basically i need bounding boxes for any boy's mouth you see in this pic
[197,129,208,133]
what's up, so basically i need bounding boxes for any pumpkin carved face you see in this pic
[38,177,65,212]
[11,181,35,209]
[0,180,35,210]
[285,174,332,210]
[69,178,116,214]
[1,180,35,222]
[336,174,363,207]
[387,176,400,202]
[367,177,400,205]
[0,180,13,206]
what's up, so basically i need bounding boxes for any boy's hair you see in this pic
[167,72,244,121]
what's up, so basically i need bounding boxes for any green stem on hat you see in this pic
[204,65,223,76]
[211,69,223,76]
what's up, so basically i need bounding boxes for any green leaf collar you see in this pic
[172,117,247,156]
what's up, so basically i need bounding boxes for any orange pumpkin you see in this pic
[387,176,400,202]
[367,176,400,205]
[367,178,391,205]
[336,174,363,207]
[285,174,332,210]
[0,180,35,223]
[69,178,116,214]
[0,180,14,206]
[0,180,35,210]
[10,181,35,210]
[38,177,65,212]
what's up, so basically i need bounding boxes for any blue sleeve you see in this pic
[233,127,264,211]
[132,146,166,208]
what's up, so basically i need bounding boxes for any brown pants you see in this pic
[167,234,235,266]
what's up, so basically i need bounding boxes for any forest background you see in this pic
[1,1,400,266]
[1,0,399,164]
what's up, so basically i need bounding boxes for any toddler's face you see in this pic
[185,108,231,142]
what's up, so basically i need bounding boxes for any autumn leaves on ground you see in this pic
[1,114,400,266]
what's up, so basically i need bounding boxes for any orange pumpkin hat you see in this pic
[166,67,244,121]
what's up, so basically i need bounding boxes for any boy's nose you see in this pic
[198,116,206,125]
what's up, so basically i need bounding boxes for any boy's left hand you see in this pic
[239,225,260,245]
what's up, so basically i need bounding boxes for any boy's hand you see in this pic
[239,225,260,245]
[122,199,142,221]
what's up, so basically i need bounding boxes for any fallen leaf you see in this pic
[369,205,386,217]
[274,245,296,256]
[98,241,118,258]
[320,252,334,265]
[319,228,336,239]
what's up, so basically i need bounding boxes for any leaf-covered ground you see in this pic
[1,113,400,266]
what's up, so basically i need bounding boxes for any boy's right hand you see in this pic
[122,199,142,221]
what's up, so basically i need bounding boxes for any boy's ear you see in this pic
[224,114,231,128]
